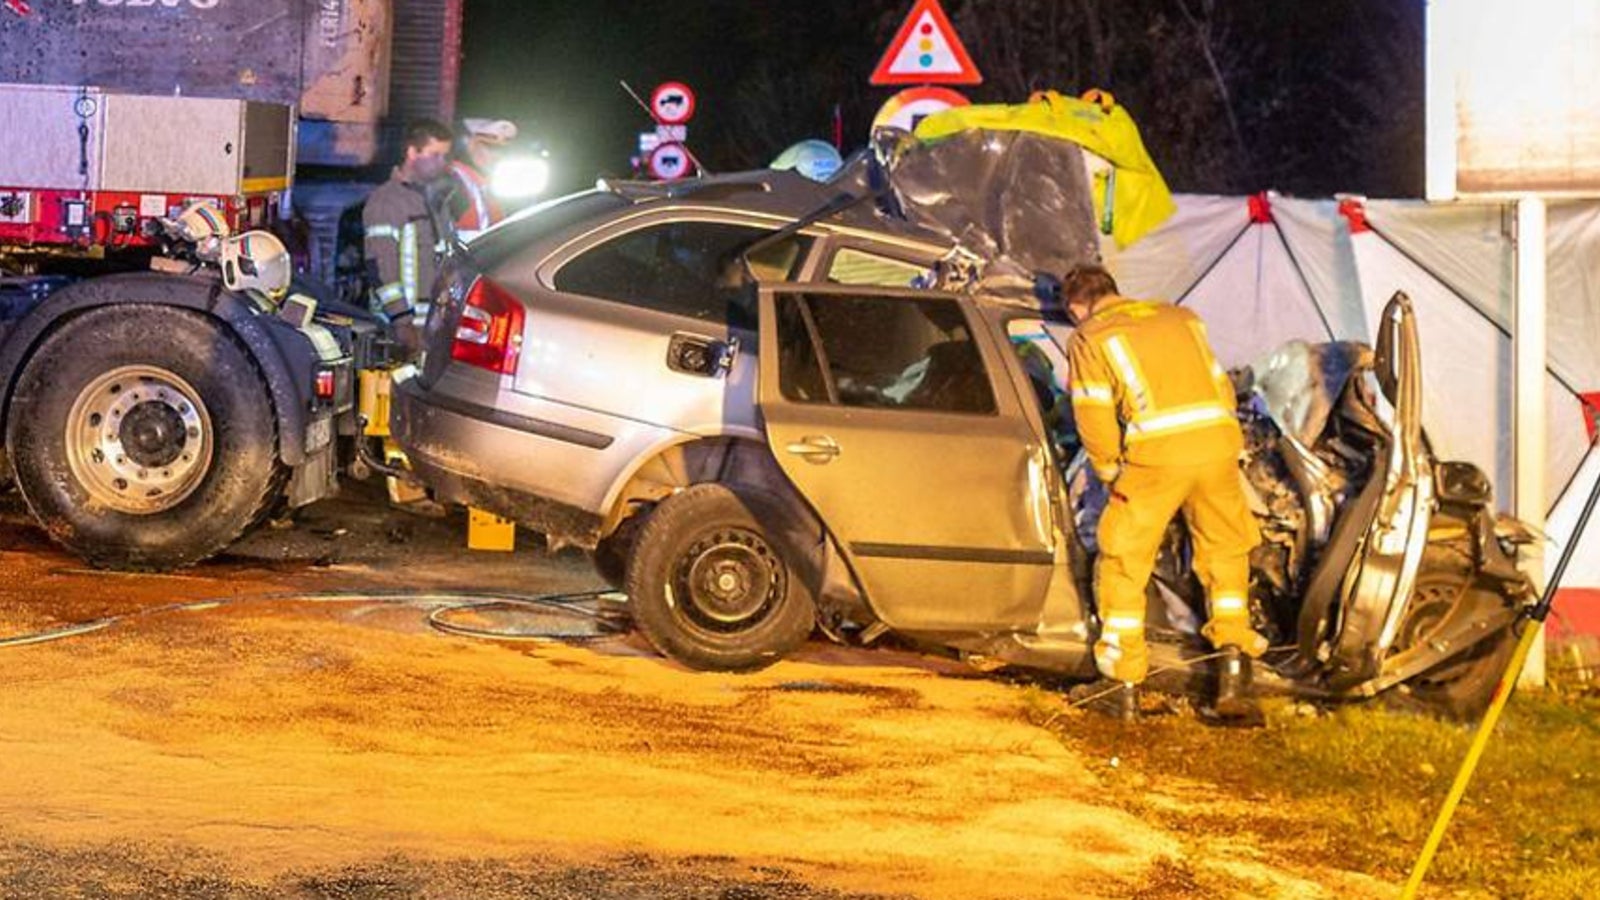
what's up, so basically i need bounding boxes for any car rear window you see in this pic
[775,292,997,415]
[467,190,629,270]
[553,220,809,326]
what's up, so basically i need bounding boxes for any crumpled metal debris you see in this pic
[878,127,1101,303]
[1249,340,1370,447]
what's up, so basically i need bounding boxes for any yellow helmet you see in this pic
[220,231,292,299]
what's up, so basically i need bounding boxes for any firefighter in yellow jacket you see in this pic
[1063,265,1266,714]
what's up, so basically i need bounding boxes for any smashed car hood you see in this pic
[882,127,1102,291]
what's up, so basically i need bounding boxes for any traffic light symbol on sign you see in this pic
[870,0,982,86]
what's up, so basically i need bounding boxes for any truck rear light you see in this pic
[451,277,525,375]
[314,369,336,400]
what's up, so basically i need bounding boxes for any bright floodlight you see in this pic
[492,156,552,199]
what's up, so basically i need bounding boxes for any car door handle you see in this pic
[784,435,841,463]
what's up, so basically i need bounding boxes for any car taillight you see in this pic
[451,277,525,375]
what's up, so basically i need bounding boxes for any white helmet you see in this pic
[770,139,843,182]
[220,231,292,299]
[165,201,232,259]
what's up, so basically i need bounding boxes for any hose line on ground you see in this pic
[0,589,626,651]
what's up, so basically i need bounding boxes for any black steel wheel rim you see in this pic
[668,527,785,633]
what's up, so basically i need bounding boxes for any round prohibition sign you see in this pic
[648,142,693,180]
[650,81,697,125]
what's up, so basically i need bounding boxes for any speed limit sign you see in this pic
[648,142,693,180]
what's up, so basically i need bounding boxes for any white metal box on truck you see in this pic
[0,84,293,249]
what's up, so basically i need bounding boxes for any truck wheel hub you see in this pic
[120,401,187,468]
[66,365,214,515]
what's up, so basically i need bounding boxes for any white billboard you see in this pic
[1427,0,1600,199]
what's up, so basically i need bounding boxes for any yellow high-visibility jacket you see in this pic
[1066,296,1242,481]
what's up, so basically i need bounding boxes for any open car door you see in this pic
[1302,292,1437,687]
[756,283,1057,633]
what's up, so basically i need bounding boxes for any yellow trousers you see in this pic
[1093,458,1265,683]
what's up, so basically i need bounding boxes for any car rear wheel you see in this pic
[624,483,816,671]
[7,305,285,570]
[1387,546,1517,720]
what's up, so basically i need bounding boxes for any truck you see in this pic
[0,1,462,568]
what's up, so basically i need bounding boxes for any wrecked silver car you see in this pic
[394,112,1532,717]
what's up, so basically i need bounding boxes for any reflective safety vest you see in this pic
[1066,296,1242,481]
[450,161,503,240]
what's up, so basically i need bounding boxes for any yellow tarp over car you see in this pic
[914,90,1177,248]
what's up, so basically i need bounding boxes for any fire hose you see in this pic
[0,588,627,651]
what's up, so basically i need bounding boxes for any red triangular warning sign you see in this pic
[870,0,983,86]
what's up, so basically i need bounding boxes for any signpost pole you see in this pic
[1515,196,1549,687]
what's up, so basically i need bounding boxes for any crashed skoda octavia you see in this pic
[392,125,1532,718]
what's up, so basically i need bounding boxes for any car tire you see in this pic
[1387,546,1517,720]
[624,483,817,671]
[6,305,285,570]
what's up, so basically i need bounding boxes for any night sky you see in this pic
[458,1,1427,198]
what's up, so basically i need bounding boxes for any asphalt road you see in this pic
[0,484,1376,900]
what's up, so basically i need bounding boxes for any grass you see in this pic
[1022,681,1600,898]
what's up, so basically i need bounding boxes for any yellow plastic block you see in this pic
[359,369,393,437]
[468,507,516,552]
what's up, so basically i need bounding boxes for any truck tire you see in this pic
[6,305,285,570]
[1387,546,1517,720]
[624,483,816,671]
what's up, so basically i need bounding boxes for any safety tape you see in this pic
[366,224,400,241]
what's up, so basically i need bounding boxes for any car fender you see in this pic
[0,272,318,466]
[596,426,767,527]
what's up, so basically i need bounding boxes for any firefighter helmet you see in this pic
[220,231,292,299]
[168,201,232,249]
[770,139,843,182]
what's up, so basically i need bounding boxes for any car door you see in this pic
[1325,292,1437,685]
[756,283,1057,633]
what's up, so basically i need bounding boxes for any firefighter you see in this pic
[449,117,516,239]
[363,119,454,351]
[1062,264,1267,719]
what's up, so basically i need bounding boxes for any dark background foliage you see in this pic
[460,0,1424,198]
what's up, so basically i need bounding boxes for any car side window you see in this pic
[825,247,934,287]
[775,293,997,415]
[554,221,809,325]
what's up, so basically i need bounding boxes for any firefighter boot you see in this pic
[1067,680,1142,723]
[1207,645,1264,727]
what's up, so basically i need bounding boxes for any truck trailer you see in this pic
[0,1,462,568]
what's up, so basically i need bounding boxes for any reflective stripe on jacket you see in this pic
[450,161,502,239]
[1066,296,1241,480]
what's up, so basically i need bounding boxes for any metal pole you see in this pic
[1401,435,1600,898]
[1514,196,1548,687]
